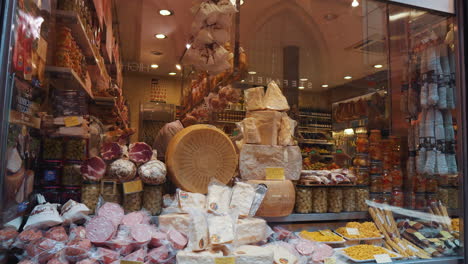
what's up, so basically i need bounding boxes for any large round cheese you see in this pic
[166,125,238,194]
[247,180,295,217]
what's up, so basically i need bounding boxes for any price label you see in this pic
[123,180,143,194]
[413,232,426,241]
[324,257,336,264]
[440,231,453,239]
[121,261,143,264]
[319,230,334,236]
[374,254,392,263]
[64,116,80,127]
[265,168,285,180]
[346,227,360,236]
[214,257,235,264]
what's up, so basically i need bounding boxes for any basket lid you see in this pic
[166,124,238,193]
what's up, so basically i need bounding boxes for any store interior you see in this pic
[1,0,463,263]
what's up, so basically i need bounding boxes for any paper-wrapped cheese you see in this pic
[264,81,290,111]
[187,210,208,251]
[235,218,269,245]
[264,243,298,264]
[244,87,265,111]
[234,245,274,264]
[230,182,256,217]
[239,145,301,180]
[207,181,232,214]
[158,213,190,235]
[246,111,282,145]
[178,190,206,212]
[176,250,223,264]
[207,214,235,245]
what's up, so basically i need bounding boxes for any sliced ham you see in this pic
[311,243,334,262]
[295,239,316,256]
[128,142,153,164]
[150,230,167,247]
[85,216,116,243]
[81,157,106,181]
[148,246,170,264]
[96,247,119,264]
[123,248,147,262]
[97,202,125,227]
[130,224,152,245]
[167,229,187,250]
[69,226,86,240]
[121,211,150,226]
[100,142,123,161]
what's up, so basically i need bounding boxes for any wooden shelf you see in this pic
[46,66,93,99]
[300,139,334,145]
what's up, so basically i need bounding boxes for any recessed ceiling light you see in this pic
[248,71,257,75]
[352,0,359,7]
[186,43,191,49]
[159,10,173,16]
[300,78,308,81]
[151,51,163,55]
[176,64,182,70]
[168,72,176,76]
[155,34,167,39]
[298,86,305,90]
[241,80,245,82]
[151,64,159,69]
[374,64,383,69]
[322,84,329,88]
[344,76,352,80]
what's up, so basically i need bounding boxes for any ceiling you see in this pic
[115,0,389,91]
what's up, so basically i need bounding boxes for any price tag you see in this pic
[324,257,336,264]
[319,230,334,236]
[265,168,285,180]
[214,257,235,264]
[374,254,392,263]
[121,261,143,264]
[346,227,360,236]
[64,116,80,127]
[413,232,426,241]
[440,231,453,239]
[123,180,143,194]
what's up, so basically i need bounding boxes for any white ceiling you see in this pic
[115,0,388,90]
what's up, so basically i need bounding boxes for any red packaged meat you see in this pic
[14,228,43,248]
[167,229,187,250]
[64,238,91,262]
[272,226,294,241]
[150,229,167,247]
[85,216,116,243]
[128,142,153,164]
[47,257,69,264]
[130,224,152,245]
[26,237,63,263]
[121,211,151,226]
[97,202,125,227]
[95,247,120,264]
[69,226,86,240]
[76,259,98,264]
[81,157,106,181]
[105,225,134,256]
[101,142,123,161]
[0,227,18,249]
[18,260,35,264]
[45,226,69,242]
[123,248,147,262]
[147,246,170,264]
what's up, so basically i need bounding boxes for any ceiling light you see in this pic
[351,0,359,7]
[241,80,245,82]
[298,86,305,90]
[374,64,383,69]
[168,72,176,76]
[322,84,329,88]
[344,128,355,135]
[151,51,163,55]
[344,76,352,80]
[155,34,167,39]
[150,64,159,69]
[300,78,308,81]
[248,71,257,75]
[186,43,191,49]
[176,64,182,70]
[159,10,173,16]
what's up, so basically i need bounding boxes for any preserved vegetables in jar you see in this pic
[370,175,383,192]
[342,188,356,212]
[370,161,383,174]
[448,187,458,209]
[62,164,82,186]
[356,134,369,153]
[356,187,369,211]
[391,187,404,207]
[353,154,369,167]
[382,170,392,192]
[100,180,122,204]
[414,176,426,192]
[357,168,370,185]
[295,186,312,213]
[382,151,392,170]
[123,192,142,213]
[391,167,403,187]
[312,188,327,213]
[415,192,427,210]
[426,178,438,192]
[143,185,163,215]
[437,186,449,206]
[369,143,382,161]
[81,181,100,213]
[64,139,86,161]
[43,138,64,160]
[369,130,381,143]
[328,188,343,213]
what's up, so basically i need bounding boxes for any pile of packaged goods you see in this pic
[55,26,89,82]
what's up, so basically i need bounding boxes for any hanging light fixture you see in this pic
[352,0,359,7]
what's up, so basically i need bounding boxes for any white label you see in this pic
[346,227,360,236]
[324,257,336,264]
[374,254,392,263]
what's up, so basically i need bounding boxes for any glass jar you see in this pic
[42,186,61,204]
[143,185,164,215]
[414,176,426,192]
[356,134,369,153]
[100,180,122,204]
[426,177,438,193]
[448,187,459,209]
[42,138,64,160]
[328,188,343,213]
[437,186,449,206]
[62,164,82,186]
[382,192,392,204]
[342,187,356,212]
[356,187,369,211]
[356,167,370,185]
[81,181,100,214]
[426,192,437,207]
[382,152,392,170]
[123,192,143,213]
[312,187,328,213]
[391,187,404,207]
[353,154,369,167]
[40,162,62,186]
[415,192,427,210]
[370,161,383,174]
[62,187,81,203]
[370,175,383,192]
[370,192,383,204]
[369,130,382,143]
[64,139,86,161]
[391,167,403,187]
[382,170,392,192]
[369,143,382,161]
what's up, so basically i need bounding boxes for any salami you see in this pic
[69,226,86,240]
[85,216,116,243]
[121,211,150,226]
[47,258,69,264]
[148,246,170,264]
[123,248,147,262]
[45,226,69,242]
[15,228,42,248]
[101,142,123,161]
[0,227,18,249]
[138,160,167,185]
[130,224,152,245]
[81,157,106,181]
[150,230,167,247]
[26,237,60,263]
[128,142,153,163]
[167,229,187,250]
[96,247,119,264]
[97,202,125,227]
[108,159,137,183]
[65,238,92,261]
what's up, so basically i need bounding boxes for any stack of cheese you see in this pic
[237,81,299,217]
[159,184,275,264]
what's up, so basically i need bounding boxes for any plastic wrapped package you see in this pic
[62,164,82,186]
[100,180,122,204]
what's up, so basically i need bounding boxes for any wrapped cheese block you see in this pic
[207,214,235,245]
[158,214,190,235]
[264,81,290,111]
[234,245,274,264]
[187,210,208,251]
[247,180,295,217]
[239,145,302,180]
[178,189,206,212]
[244,87,266,111]
[176,250,223,264]
[246,111,282,145]
[235,218,269,245]
[230,182,256,217]
[207,181,232,214]
[264,243,299,264]
[278,113,297,146]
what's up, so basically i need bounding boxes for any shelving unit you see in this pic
[45,66,93,99]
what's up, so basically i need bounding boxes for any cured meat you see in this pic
[96,247,119,264]
[45,226,69,242]
[64,238,91,262]
[76,259,97,264]
[26,237,60,263]
[167,229,187,249]
[121,211,150,226]
[81,157,106,181]
[69,226,86,240]
[100,142,123,161]
[150,230,167,247]
[108,159,137,183]
[148,246,170,264]
[85,216,116,243]
[130,224,152,245]
[295,239,316,255]
[61,200,90,224]
[0,227,18,249]
[311,243,333,262]
[47,258,69,264]
[273,226,293,241]
[16,228,43,248]
[123,248,147,262]
[128,142,153,164]
[97,202,125,227]
[138,160,167,185]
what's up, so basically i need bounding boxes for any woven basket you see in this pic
[166,124,238,193]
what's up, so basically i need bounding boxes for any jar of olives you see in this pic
[312,187,328,213]
[143,185,163,215]
[81,181,100,213]
[64,139,86,161]
[437,186,449,206]
[43,138,64,160]
[448,186,459,209]
[62,164,82,186]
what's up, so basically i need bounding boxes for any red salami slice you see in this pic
[148,246,170,263]
[65,238,91,262]
[97,202,125,227]
[85,216,116,243]
[96,247,119,264]
[295,240,315,256]
[167,229,187,250]
[45,226,69,242]
[81,157,106,181]
[26,237,59,263]
[69,226,86,240]
[101,142,123,161]
[123,248,147,262]
[128,142,153,163]
[130,224,152,244]
[150,230,167,247]
[47,258,69,264]
[121,211,150,226]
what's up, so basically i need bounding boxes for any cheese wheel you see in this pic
[247,180,295,217]
[166,125,238,194]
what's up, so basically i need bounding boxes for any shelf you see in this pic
[46,66,93,99]
[265,212,369,222]
[300,139,334,145]
[389,257,462,264]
